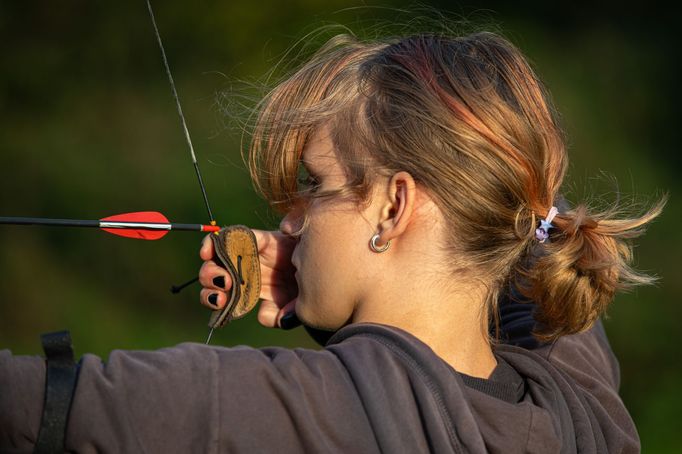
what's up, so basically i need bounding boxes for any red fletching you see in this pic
[102,211,169,223]
[100,211,170,240]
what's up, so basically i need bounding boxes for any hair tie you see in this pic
[535,206,558,243]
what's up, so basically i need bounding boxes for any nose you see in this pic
[279,204,304,236]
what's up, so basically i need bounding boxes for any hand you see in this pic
[198,229,299,328]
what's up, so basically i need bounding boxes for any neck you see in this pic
[352,270,497,379]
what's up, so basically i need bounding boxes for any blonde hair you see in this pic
[246,30,666,341]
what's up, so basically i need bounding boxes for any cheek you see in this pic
[295,210,370,328]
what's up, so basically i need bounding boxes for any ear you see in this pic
[376,171,416,246]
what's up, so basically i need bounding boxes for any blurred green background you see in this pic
[0,1,678,451]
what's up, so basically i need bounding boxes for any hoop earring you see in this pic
[369,233,390,253]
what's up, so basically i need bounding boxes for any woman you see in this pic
[1,30,663,453]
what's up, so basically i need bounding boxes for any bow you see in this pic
[3,2,262,352]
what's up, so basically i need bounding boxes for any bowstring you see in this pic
[145,0,215,224]
[146,0,218,344]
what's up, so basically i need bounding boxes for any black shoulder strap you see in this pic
[34,330,79,454]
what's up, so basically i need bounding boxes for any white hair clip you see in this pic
[535,206,558,243]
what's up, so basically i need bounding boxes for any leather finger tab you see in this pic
[207,225,261,329]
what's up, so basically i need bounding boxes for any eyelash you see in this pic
[297,175,320,193]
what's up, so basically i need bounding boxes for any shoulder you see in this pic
[495,321,640,453]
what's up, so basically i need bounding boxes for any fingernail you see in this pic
[279,311,301,330]
[208,293,218,307]
[213,276,225,288]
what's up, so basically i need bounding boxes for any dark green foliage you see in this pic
[0,2,678,451]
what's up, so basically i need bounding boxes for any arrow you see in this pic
[0,211,220,240]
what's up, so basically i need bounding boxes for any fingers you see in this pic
[198,228,300,331]
[198,259,232,310]
[198,259,232,289]
[277,299,298,327]
[200,287,226,310]
[252,229,298,271]
[256,299,280,328]
[257,298,298,329]
[199,234,215,261]
[251,229,269,253]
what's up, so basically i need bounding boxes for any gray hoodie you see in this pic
[0,319,637,453]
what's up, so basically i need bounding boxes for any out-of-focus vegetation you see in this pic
[0,1,678,451]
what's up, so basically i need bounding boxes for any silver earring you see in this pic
[369,233,390,253]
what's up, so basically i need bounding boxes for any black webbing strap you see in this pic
[34,330,79,454]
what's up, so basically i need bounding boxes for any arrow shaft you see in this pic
[0,216,218,232]
[0,217,99,228]
[100,221,171,230]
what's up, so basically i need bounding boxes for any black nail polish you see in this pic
[280,312,301,330]
[213,276,225,288]
[208,293,218,306]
